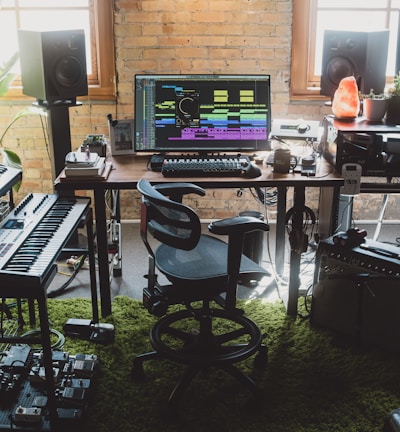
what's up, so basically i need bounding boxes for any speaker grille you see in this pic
[55,56,86,88]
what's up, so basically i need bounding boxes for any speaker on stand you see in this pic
[18,29,88,181]
[320,30,389,99]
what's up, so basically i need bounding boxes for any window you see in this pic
[0,0,115,100]
[291,0,400,100]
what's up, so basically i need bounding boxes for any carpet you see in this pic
[37,296,400,431]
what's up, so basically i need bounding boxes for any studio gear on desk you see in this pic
[266,152,316,176]
[320,115,400,177]
[271,119,320,141]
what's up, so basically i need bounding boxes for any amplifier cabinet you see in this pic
[312,237,400,352]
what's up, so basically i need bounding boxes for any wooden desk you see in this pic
[55,154,343,318]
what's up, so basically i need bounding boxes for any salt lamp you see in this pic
[332,76,360,119]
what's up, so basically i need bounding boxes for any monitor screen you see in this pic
[134,74,271,153]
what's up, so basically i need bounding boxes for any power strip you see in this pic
[341,163,362,196]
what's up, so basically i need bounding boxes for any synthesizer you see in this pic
[0,193,91,294]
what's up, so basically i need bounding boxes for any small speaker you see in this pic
[320,30,389,98]
[18,29,88,104]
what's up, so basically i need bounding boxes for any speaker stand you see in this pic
[35,100,81,183]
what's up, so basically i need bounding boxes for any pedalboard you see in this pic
[0,348,98,430]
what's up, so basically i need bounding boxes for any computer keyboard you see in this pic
[152,154,261,178]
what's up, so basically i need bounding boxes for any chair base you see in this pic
[132,306,267,409]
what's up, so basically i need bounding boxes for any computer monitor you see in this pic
[134,74,271,153]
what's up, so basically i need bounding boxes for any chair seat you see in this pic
[155,234,269,287]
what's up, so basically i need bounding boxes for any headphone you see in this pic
[285,205,316,230]
[284,206,317,253]
[107,113,118,127]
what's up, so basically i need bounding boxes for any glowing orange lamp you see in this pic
[332,76,360,119]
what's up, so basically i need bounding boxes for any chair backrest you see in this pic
[137,179,202,251]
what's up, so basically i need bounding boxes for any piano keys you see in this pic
[0,193,91,297]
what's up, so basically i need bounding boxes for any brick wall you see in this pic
[0,0,394,222]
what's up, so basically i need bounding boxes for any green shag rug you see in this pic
[37,297,400,431]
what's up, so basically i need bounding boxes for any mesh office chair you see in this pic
[132,179,270,409]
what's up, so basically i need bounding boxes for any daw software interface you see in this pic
[134,74,271,154]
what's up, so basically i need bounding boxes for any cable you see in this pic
[47,253,87,298]
[19,328,65,351]
[253,186,278,207]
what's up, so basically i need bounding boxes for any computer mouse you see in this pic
[243,163,262,178]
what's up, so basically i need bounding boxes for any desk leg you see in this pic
[94,189,112,317]
[275,187,287,276]
[86,208,99,323]
[286,186,305,317]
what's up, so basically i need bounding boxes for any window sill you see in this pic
[290,95,331,103]
[1,89,116,103]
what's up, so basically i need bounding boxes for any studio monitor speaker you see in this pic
[18,29,88,104]
[320,30,389,98]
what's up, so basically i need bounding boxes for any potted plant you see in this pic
[361,89,388,122]
[386,72,400,124]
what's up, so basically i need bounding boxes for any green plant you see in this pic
[362,88,386,99]
[387,72,400,97]
[0,107,29,169]
[0,53,18,97]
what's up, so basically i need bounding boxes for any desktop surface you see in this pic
[55,153,343,190]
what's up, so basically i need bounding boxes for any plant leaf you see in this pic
[0,73,16,97]
[0,53,19,97]
[1,148,22,169]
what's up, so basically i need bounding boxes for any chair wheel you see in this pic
[253,345,268,368]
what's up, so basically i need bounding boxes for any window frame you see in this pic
[290,0,323,101]
[3,0,116,101]
[290,0,398,101]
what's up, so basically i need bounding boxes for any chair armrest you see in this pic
[208,216,269,236]
[154,183,206,202]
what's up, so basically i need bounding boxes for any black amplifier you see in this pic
[320,115,400,177]
[312,237,400,352]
